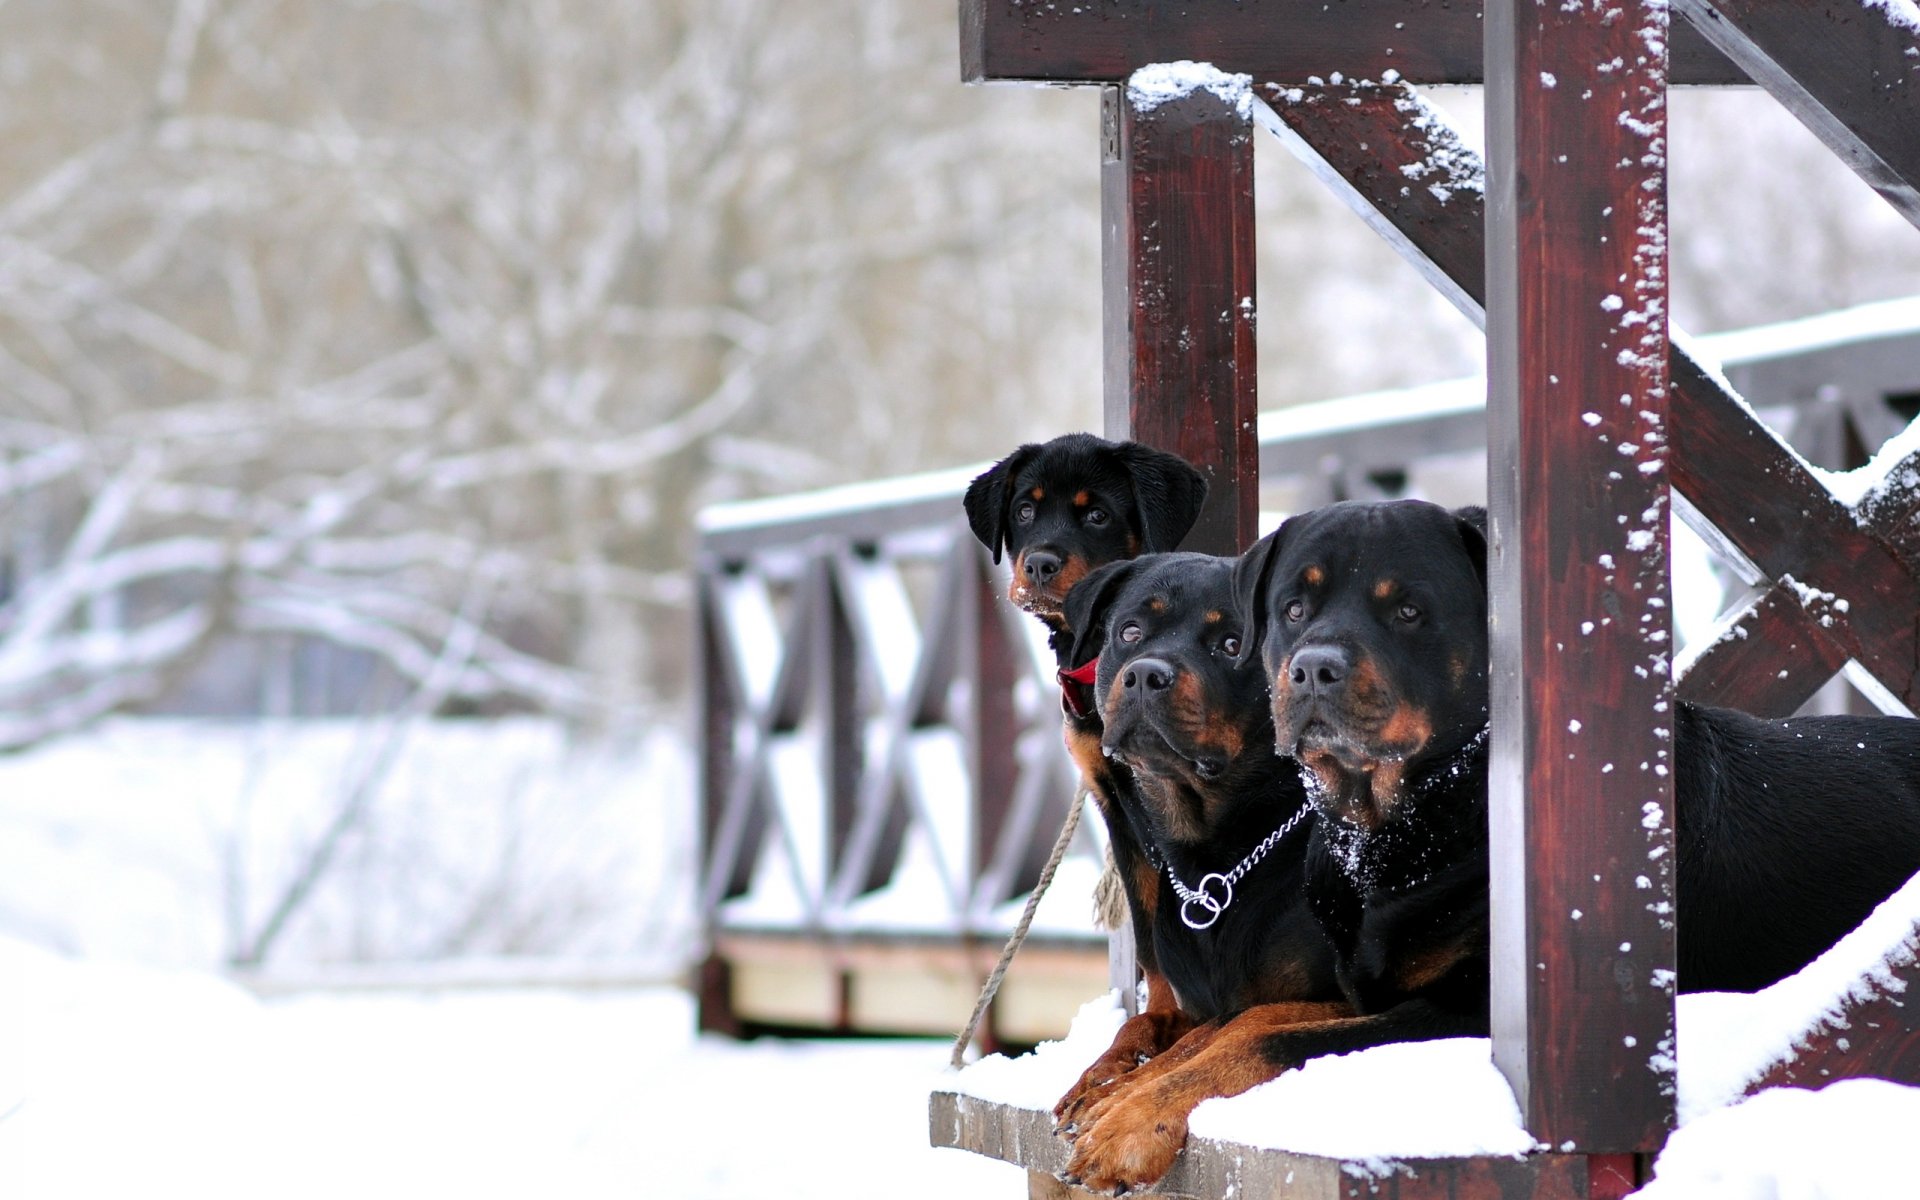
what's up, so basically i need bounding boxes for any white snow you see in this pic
[0,717,689,970]
[1188,1039,1536,1162]
[1633,1080,1920,1199]
[1694,292,1920,367]
[0,937,1010,1200]
[697,462,979,534]
[1808,408,1920,507]
[942,872,1920,1187]
[1127,61,1255,119]
[1674,868,1920,1124]
[948,990,1128,1107]
[1863,0,1920,35]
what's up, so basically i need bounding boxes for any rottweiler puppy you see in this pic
[965,435,1211,1135]
[964,433,1209,650]
[1047,553,1348,1192]
[1221,499,1920,1095]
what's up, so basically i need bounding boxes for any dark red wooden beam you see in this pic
[1102,77,1260,555]
[1752,927,1920,1093]
[1258,84,1920,713]
[1484,0,1677,1151]
[960,0,1749,87]
[1671,0,1920,230]
[1672,583,1851,714]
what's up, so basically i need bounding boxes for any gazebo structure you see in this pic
[923,0,1920,1195]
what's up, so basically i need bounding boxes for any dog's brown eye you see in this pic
[1221,635,1241,657]
[1084,508,1109,527]
[1015,501,1035,524]
[1119,622,1143,644]
[1397,602,1422,623]
[1285,600,1304,623]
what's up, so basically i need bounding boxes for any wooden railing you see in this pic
[695,300,1920,981]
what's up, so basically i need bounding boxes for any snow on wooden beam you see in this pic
[928,1090,1599,1199]
[1749,889,1920,1093]
[1101,66,1260,556]
[1670,0,1920,231]
[1484,0,1678,1151]
[958,0,1750,87]
[1256,84,1920,716]
[1678,871,1920,1112]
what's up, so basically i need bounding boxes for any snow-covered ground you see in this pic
[0,937,1010,1200]
[0,718,694,972]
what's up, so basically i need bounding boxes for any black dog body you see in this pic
[1064,552,1341,1021]
[1232,498,1920,1052]
[1047,552,1352,1192]
[1673,703,1920,992]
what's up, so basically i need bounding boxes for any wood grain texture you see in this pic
[1673,583,1850,716]
[1671,0,1920,229]
[931,1090,1593,1199]
[1101,85,1259,557]
[1483,0,1678,1150]
[1751,924,1920,1093]
[959,0,1747,87]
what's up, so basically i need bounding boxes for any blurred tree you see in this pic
[1,3,1915,746]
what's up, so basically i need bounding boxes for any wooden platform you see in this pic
[709,932,1108,1043]
[929,1091,1636,1200]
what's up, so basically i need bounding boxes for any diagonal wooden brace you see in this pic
[1256,81,1920,714]
[1670,0,1920,231]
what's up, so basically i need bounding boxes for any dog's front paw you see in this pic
[1053,1051,1141,1130]
[1061,1088,1188,1195]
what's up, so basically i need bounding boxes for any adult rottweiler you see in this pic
[1046,553,1348,1192]
[1217,500,1920,1109]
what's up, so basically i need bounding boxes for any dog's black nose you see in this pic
[1023,550,1063,585]
[1122,657,1175,693]
[1289,645,1349,693]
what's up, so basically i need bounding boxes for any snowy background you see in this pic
[6,2,1920,1198]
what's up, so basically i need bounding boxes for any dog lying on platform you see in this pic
[1048,498,1920,1193]
[1213,500,1920,1127]
[1046,553,1347,1192]
[964,433,1216,1102]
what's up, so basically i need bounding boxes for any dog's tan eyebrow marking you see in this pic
[1029,486,1045,501]
[1304,565,1325,587]
[1073,489,1090,506]
[1373,579,1397,600]
[1148,596,1168,614]
[1205,610,1223,623]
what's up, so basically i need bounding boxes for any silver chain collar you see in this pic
[1165,799,1315,931]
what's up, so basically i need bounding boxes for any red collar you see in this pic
[1058,657,1099,719]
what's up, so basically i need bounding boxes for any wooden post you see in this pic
[1101,77,1259,556]
[697,569,744,1035]
[1485,0,1679,1151]
[966,542,1023,883]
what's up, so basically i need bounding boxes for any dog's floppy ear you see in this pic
[1113,443,1208,553]
[963,444,1038,564]
[1063,558,1142,668]
[1452,505,1488,589]
[1230,521,1290,664]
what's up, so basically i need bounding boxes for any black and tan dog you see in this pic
[1045,553,1348,1192]
[964,432,1209,648]
[965,434,1215,1145]
[1217,499,1920,1101]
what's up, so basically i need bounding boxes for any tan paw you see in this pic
[1060,1090,1187,1194]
